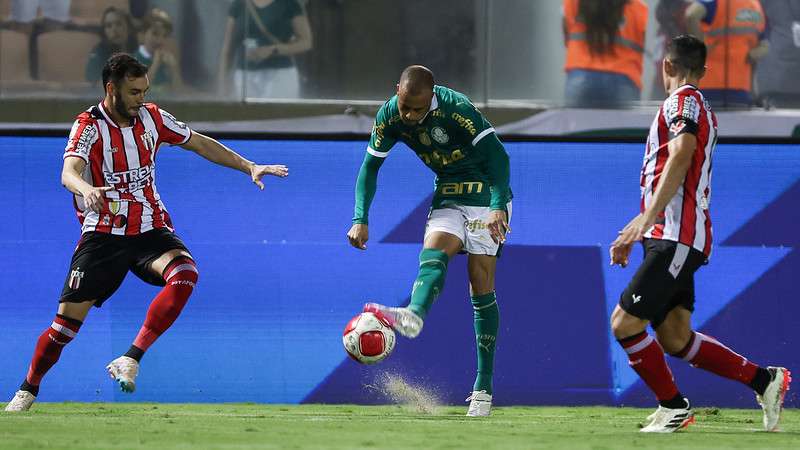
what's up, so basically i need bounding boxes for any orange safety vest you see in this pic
[563,0,648,89]
[700,0,765,92]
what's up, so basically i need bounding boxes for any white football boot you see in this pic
[640,399,694,433]
[106,356,139,393]
[4,390,36,412]
[363,303,423,338]
[466,390,492,417]
[757,366,792,432]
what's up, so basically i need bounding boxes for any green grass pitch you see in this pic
[1,403,798,449]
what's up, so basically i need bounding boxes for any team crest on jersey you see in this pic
[431,126,449,144]
[141,131,156,152]
[68,268,84,290]
[418,130,432,146]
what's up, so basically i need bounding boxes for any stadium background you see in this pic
[0,0,798,410]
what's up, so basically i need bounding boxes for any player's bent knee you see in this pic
[610,306,646,339]
[163,256,199,289]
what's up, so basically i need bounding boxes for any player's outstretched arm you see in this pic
[61,156,112,213]
[348,153,385,250]
[181,132,288,190]
[612,133,696,255]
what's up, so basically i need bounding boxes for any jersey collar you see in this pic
[98,101,137,128]
[417,92,439,124]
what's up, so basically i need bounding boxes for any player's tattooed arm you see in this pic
[181,132,288,189]
[611,133,696,259]
[61,156,112,213]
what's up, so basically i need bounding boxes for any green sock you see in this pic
[407,249,449,319]
[472,292,499,395]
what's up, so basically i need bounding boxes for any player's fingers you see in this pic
[253,177,264,190]
[503,220,511,234]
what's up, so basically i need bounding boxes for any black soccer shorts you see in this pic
[60,228,191,307]
[619,238,707,328]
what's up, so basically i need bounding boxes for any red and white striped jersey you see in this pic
[63,102,192,235]
[641,84,718,257]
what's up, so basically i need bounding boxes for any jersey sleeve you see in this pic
[454,100,495,148]
[157,108,192,145]
[64,117,99,162]
[367,102,398,158]
[664,93,701,140]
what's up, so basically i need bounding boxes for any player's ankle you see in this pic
[659,394,688,409]
[19,380,39,397]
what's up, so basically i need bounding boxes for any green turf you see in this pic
[0,404,797,449]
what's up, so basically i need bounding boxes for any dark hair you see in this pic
[100,6,138,53]
[578,0,628,55]
[102,53,148,87]
[666,35,707,76]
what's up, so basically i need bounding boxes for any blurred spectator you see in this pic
[136,8,182,93]
[650,0,689,98]
[218,0,313,99]
[7,0,70,33]
[85,6,138,84]
[562,0,648,108]
[756,0,800,108]
[686,0,768,107]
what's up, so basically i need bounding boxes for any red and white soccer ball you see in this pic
[342,312,396,364]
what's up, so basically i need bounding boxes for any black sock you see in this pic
[20,380,39,397]
[659,393,689,409]
[749,367,772,396]
[124,345,145,363]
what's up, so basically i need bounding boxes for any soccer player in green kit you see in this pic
[347,65,512,417]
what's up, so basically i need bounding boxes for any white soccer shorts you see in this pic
[424,202,512,256]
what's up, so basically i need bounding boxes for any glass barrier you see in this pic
[0,0,798,109]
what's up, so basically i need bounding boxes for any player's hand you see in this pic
[609,242,633,267]
[250,164,289,190]
[80,186,113,213]
[347,224,369,250]
[615,213,655,248]
[487,209,510,244]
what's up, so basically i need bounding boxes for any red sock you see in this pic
[619,332,680,401]
[674,331,758,385]
[26,315,82,386]
[132,258,198,352]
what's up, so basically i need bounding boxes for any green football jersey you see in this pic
[368,85,509,209]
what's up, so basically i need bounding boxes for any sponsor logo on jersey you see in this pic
[162,110,188,130]
[431,126,449,144]
[451,112,477,136]
[632,294,642,303]
[104,164,154,192]
[441,181,484,196]
[417,149,466,167]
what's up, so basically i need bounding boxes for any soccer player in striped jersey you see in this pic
[609,35,790,433]
[4,53,288,412]
[347,66,512,417]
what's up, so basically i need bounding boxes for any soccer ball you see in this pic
[342,311,396,364]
